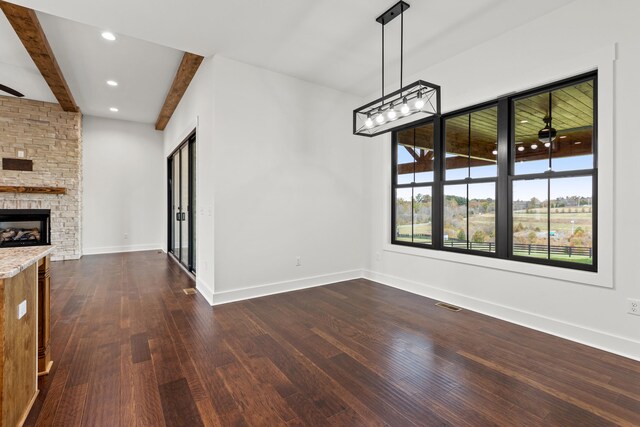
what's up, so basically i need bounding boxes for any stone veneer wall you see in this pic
[0,95,82,260]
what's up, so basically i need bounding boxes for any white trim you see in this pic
[382,44,615,288]
[51,254,82,262]
[210,269,364,306]
[82,243,162,255]
[170,117,198,153]
[363,269,640,362]
[196,277,214,305]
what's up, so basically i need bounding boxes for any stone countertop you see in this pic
[0,246,55,279]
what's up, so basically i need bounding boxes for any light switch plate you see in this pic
[18,300,27,320]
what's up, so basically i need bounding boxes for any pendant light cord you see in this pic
[400,5,404,91]
[381,22,385,104]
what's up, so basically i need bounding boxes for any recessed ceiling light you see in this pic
[530,144,538,150]
[109,107,119,112]
[106,80,118,87]
[517,146,525,152]
[520,120,528,124]
[574,141,582,145]
[559,135,567,139]
[101,31,116,41]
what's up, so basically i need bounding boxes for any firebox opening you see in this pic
[0,209,51,248]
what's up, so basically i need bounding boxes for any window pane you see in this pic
[395,188,413,242]
[512,179,549,259]
[443,184,467,249]
[550,176,593,265]
[514,92,550,175]
[445,107,498,180]
[514,80,595,175]
[413,187,432,245]
[551,81,594,172]
[445,115,469,181]
[468,183,496,252]
[396,142,414,184]
[396,123,434,184]
[470,107,498,179]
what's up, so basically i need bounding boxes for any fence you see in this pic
[396,234,592,258]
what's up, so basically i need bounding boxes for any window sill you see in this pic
[382,242,611,288]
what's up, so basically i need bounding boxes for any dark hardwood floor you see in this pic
[25,251,640,426]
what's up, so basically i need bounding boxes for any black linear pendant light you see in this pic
[353,1,441,137]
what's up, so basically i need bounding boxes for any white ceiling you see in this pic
[2,0,577,123]
[0,10,182,123]
[37,13,183,123]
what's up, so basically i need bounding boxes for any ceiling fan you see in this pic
[0,83,24,97]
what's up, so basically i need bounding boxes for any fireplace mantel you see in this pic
[0,186,66,195]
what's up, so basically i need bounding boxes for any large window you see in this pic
[394,122,435,246]
[443,106,497,253]
[391,72,597,271]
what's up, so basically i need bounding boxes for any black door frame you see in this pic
[167,129,196,273]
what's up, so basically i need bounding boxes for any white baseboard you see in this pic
[196,277,214,305]
[82,243,162,256]
[210,269,364,306]
[51,254,82,262]
[363,269,640,362]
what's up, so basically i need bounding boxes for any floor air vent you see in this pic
[183,288,197,295]
[435,302,462,312]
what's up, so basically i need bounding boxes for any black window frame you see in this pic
[391,71,598,272]
[440,101,499,257]
[391,117,441,248]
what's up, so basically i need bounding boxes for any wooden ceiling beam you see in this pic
[155,52,204,131]
[0,1,78,112]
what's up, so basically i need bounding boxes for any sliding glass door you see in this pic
[168,132,196,273]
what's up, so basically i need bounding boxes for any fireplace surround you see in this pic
[0,209,51,248]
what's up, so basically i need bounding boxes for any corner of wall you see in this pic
[196,276,214,305]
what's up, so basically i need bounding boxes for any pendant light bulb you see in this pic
[365,113,373,128]
[414,92,425,109]
[375,109,385,124]
[400,97,410,115]
[387,107,397,120]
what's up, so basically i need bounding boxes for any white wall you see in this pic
[163,55,367,304]
[365,0,640,360]
[82,115,164,254]
[210,56,366,299]
[163,57,215,301]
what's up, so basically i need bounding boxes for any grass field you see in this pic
[513,249,593,265]
[396,223,432,244]
[397,217,592,264]
[512,210,592,236]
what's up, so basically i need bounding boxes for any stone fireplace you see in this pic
[0,96,82,260]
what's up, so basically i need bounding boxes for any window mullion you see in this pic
[432,116,443,249]
[496,97,510,259]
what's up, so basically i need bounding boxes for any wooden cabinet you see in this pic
[0,263,38,427]
[0,253,51,427]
